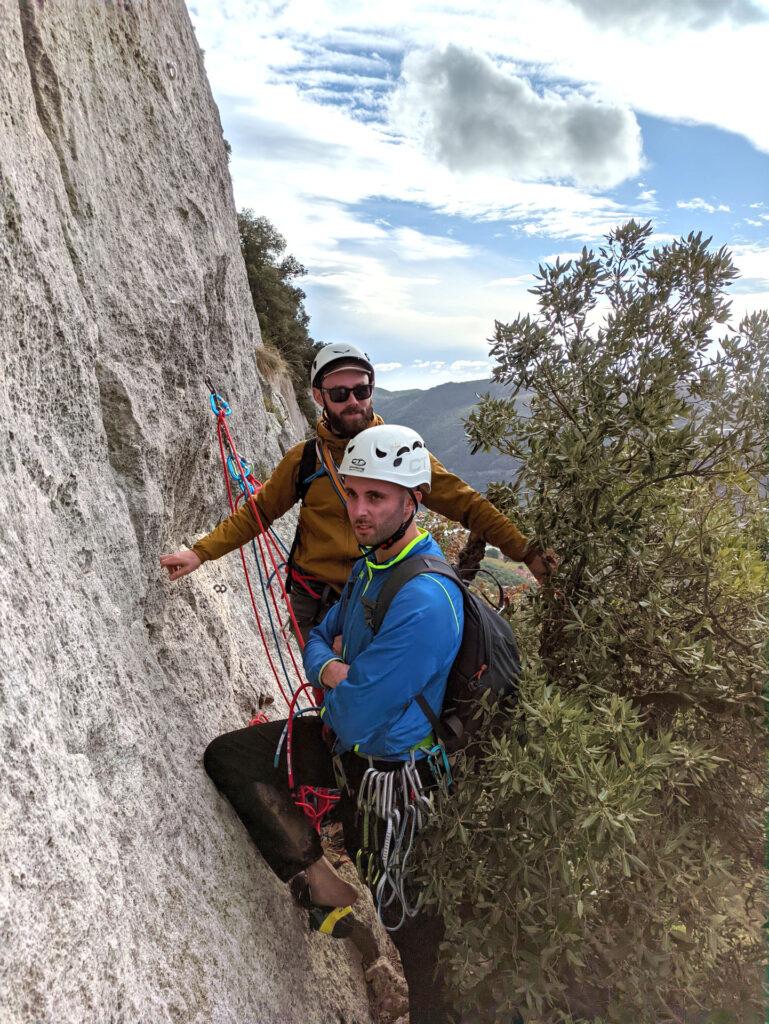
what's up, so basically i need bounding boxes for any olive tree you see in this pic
[421,221,767,1024]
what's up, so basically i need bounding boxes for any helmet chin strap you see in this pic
[360,491,419,559]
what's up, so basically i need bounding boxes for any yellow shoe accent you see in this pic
[318,904,353,935]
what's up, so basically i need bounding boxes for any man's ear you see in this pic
[311,387,324,408]
[411,488,423,507]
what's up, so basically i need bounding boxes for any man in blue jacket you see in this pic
[204,424,463,1024]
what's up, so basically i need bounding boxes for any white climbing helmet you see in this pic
[339,424,431,493]
[310,343,374,388]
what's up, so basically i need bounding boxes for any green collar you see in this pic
[365,529,428,575]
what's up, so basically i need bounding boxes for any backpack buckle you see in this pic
[469,664,488,691]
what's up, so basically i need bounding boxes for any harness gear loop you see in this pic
[353,749,450,931]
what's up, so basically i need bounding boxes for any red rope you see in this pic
[216,412,306,645]
[251,520,306,683]
[284,683,320,789]
[211,401,339,830]
[215,419,296,709]
[294,785,340,834]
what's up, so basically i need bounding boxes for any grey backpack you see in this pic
[361,555,521,753]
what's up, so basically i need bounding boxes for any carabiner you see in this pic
[209,392,232,417]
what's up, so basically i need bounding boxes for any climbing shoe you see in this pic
[289,871,378,963]
[308,903,356,938]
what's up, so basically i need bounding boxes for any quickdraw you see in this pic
[355,748,451,931]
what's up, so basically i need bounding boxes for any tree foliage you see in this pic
[238,209,320,423]
[421,221,768,1023]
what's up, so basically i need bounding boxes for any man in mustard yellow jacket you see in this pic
[160,343,552,639]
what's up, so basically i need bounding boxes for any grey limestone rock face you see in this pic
[0,3,371,1022]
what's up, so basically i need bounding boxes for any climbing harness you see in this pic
[205,380,340,828]
[355,747,452,931]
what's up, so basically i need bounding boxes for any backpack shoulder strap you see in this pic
[295,438,320,503]
[369,555,465,634]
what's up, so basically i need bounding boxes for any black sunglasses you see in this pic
[320,383,373,403]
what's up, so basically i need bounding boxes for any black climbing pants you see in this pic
[203,716,452,1024]
[288,582,340,645]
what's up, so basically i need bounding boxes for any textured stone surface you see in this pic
[0,3,371,1022]
[364,958,409,1023]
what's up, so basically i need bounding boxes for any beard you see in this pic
[322,402,375,438]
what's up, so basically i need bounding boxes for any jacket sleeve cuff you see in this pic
[318,657,343,687]
[192,543,212,563]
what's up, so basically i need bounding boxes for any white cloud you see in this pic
[730,244,769,285]
[193,0,769,157]
[565,0,766,30]
[391,45,642,189]
[745,218,763,226]
[375,361,403,372]
[676,197,731,213]
[391,227,474,261]
[728,288,769,325]
[541,250,585,263]
[188,2,769,388]
[485,275,533,287]
[449,359,490,370]
[749,201,765,208]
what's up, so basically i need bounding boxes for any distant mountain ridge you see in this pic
[374,378,523,492]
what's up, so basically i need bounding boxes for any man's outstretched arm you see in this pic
[160,440,304,580]
[424,454,558,583]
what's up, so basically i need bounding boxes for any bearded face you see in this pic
[312,368,375,438]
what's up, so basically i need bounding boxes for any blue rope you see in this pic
[250,538,296,698]
[264,564,287,589]
[268,526,291,558]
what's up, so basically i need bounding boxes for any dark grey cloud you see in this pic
[393,46,641,189]
[567,0,767,29]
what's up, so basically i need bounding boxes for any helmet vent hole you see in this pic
[396,446,410,457]
[393,457,403,467]
[413,441,423,449]
[375,447,387,459]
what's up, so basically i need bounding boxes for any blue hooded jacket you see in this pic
[303,530,463,759]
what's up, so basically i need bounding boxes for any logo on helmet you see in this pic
[350,457,367,468]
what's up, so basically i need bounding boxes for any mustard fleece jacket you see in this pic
[192,416,529,593]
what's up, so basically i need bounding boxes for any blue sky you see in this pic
[189,0,769,390]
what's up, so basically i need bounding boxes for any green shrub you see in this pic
[421,221,768,1023]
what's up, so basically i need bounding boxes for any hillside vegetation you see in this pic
[375,379,526,491]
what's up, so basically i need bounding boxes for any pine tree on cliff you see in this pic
[238,209,320,423]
